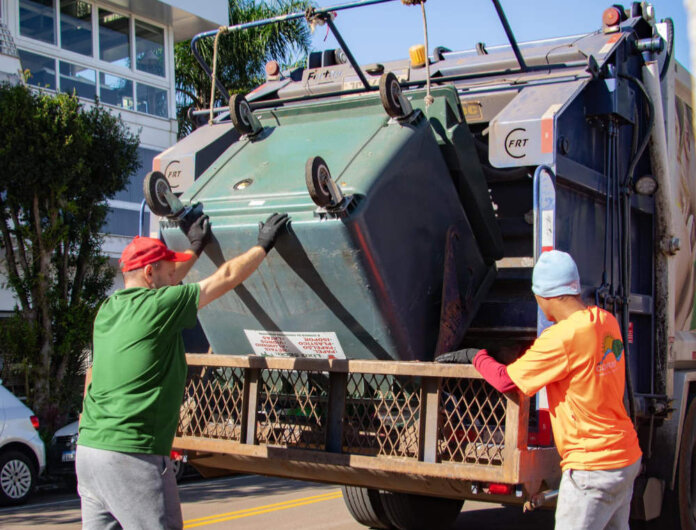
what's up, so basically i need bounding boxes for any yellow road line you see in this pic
[183,491,343,528]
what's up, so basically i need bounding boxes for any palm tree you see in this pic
[175,0,312,137]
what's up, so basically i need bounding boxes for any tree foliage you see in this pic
[0,84,140,432]
[175,0,313,137]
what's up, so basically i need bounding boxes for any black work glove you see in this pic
[435,348,482,364]
[257,213,290,253]
[182,214,211,257]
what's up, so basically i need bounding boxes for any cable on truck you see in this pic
[659,17,674,81]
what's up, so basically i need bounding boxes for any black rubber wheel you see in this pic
[0,450,36,506]
[143,170,173,217]
[229,94,254,135]
[379,72,405,119]
[305,156,334,208]
[186,107,206,129]
[171,459,186,483]
[678,398,696,529]
[341,486,391,529]
[378,491,463,530]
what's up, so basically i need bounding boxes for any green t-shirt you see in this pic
[78,283,200,456]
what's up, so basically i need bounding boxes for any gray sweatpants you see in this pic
[76,445,183,530]
[555,458,641,530]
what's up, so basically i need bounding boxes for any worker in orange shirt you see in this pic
[472,250,642,530]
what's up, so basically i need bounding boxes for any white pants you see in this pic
[76,445,183,530]
[555,459,641,530]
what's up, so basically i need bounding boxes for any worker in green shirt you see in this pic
[76,212,289,530]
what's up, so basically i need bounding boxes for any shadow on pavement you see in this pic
[178,475,332,504]
[455,505,555,529]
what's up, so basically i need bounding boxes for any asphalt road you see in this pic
[0,474,555,529]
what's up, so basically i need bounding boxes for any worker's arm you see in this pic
[196,213,289,309]
[171,214,211,284]
[172,250,197,284]
[472,350,519,393]
[198,246,266,308]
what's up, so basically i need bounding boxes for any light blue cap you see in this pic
[532,250,581,297]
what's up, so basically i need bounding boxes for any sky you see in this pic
[307,0,692,71]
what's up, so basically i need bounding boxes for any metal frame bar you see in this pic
[491,0,528,71]
[189,0,537,108]
[190,0,396,104]
[190,62,589,118]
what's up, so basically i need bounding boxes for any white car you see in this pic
[0,384,45,505]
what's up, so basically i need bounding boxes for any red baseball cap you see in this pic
[119,236,192,272]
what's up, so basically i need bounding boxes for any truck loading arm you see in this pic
[188,0,574,121]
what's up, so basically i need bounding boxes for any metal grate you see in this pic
[342,373,420,458]
[176,358,510,467]
[256,369,328,449]
[178,366,245,441]
[438,378,506,465]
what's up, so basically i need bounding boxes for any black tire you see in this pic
[305,156,334,208]
[378,490,463,530]
[678,398,696,529]
[379,72,405,119]
[171,459,186,483]
[229,94,254,135]
[186,107,206,129]
[143,170,173,217]
[341,486,392,529]
[0,450,36,506]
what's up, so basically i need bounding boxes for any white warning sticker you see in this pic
[541,209,555,249]
[244,330,346,359]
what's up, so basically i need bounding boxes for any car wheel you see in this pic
[0,450,36,506]
[171,459,186,483]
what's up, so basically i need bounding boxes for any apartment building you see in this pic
[0,0,228,313]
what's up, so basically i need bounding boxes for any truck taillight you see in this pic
[30,416,39,430]
[170,450,183,461]
[602,7,621,27]
[488,483,513,495]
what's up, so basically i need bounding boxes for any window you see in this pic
[106,147,159,236]
[136,83,167,118]
[19,49,56,88]
[19,0,55,44]
[99,72,132,109]
[18,3,169,118]
[135,20,164,77]
[59,61,95,99]
[60,0,92,56]
[114,147,158,202]
[102,208,145,237]
[99,9,130,68]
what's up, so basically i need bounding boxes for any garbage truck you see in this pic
[139,0,695,527]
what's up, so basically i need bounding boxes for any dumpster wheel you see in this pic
[305,156,335,208]
[379,72,406,119]
[229,94,255,135]
[143,170,174,217]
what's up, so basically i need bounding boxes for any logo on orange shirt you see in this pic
[596,336,624,375]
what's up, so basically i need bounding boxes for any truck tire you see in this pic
[0,450,36,506]
[378,490,463,530]
[678,398,696,529]
[341,486,391,529]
